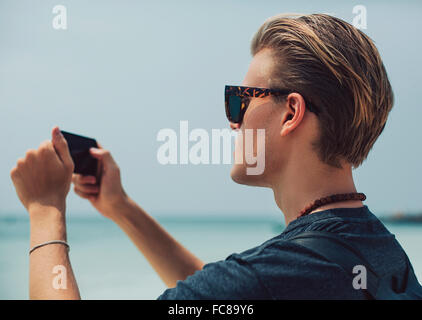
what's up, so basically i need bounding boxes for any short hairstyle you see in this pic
[251,13,394,168]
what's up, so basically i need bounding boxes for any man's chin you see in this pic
[230,165,267,187]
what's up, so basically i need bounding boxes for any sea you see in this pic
[1,215,421,300]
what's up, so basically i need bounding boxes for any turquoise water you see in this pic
[1,215,421,299]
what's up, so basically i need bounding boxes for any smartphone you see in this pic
[61,130,98,176]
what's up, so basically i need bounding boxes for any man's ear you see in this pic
[280,93,306,137]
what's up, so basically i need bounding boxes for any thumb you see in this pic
[89,147,116,169]
[52,126,74,170]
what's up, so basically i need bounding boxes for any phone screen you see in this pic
[61,130,98,176]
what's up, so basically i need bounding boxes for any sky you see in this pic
[0,0,421,218]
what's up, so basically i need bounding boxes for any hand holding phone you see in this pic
[70,139,128,219]
[61,130,98,177]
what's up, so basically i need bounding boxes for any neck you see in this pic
[272,158,363,226]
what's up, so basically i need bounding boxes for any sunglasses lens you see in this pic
[228,95,242,123]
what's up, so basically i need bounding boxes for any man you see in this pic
[10,14,420,299]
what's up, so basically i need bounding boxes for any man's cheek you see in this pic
[234,130,244,165]
[244,129,266,176]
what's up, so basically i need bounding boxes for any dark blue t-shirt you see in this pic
[158,206,415,299]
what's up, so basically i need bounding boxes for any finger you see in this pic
[10,166,20,182]
[72,174,80,184]
[12,158,25,182]
[72,174,96,185]
[89,147,116,170]
[51,126,74,171]
[38,140,58,160]
[80,175,96,184]
[74,186,97,200]
[25,149,37,161]
[74,183,99,194]
[89,147,111,160]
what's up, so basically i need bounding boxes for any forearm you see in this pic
[109,198,204,287]
[29,205,80,300]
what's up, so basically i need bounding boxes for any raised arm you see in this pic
[72,147,204,288]
[10,127,80,299]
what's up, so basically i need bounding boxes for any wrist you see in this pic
[105,196,136,223]
[28,205,67,248]
[28,200,66,216]
[28,202,65,219]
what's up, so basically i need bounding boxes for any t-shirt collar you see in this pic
[282,205,372,236]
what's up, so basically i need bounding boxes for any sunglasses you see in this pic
[224,85,318,125]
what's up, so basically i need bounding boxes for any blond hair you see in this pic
[251,14,394,168]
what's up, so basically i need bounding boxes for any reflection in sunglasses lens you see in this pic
[229,95,241,123]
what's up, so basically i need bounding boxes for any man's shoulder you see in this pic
[158,236,365,300]
[227,234,365,299]
[229,234,342,271]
